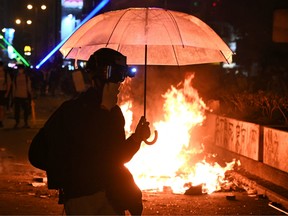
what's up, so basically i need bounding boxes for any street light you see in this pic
[15,19,21,25]
[14,17,33,60]
[26,3,48,66]
[27,4,47,11]
[15,19,32,26]
[41,5,47,10]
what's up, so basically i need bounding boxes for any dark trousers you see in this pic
[14,97,30,125]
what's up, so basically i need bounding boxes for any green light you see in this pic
[0,43,6,49]
[0,33,30,67]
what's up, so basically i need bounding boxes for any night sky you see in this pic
[1,0,288,66]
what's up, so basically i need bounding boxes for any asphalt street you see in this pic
[0,95,287,215]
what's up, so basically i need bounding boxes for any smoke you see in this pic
[119,65,195,130]
[119,63,223,134]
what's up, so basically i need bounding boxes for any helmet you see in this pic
[86,48,134,83]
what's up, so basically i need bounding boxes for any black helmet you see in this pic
[86,48,132,83]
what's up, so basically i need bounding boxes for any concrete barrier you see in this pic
[205,114,260,160]
[263,127,288,173]
[204,113,288,190]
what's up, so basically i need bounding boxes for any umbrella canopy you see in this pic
[60,7,233,65]
[60,7,233,145]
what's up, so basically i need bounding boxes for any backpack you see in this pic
[28,127,48,170]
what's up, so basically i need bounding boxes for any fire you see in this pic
[120,73,237,194]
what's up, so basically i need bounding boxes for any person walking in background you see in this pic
[5,66,14,114]
[0,61,11,128]
[12,64,32,129]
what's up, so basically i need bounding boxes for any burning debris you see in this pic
[184,184,202,195]
[31,177,47,187]
[119,74,241,195]
[226,194,236,200]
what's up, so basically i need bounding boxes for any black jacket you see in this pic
[41,88,142,212]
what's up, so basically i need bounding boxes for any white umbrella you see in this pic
[60,7,233,144]
[60,7,233,65]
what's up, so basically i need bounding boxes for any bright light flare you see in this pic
[130,67,137,73]
[27,4,33,10]
[41,5,47,10]
[15,19,21,25]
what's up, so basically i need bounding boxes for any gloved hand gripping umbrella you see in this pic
[60,7,233,145]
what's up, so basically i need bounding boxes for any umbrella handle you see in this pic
[143,44,158,145]
[144,130,158,145]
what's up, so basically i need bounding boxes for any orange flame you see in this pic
[120,73,237,194]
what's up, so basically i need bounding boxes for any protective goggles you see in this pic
[104,65,136,83]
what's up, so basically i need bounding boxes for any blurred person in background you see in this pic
[0,61,11,128]
[12,64,32,129]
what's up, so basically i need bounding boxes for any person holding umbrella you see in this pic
[29,48,150,215]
